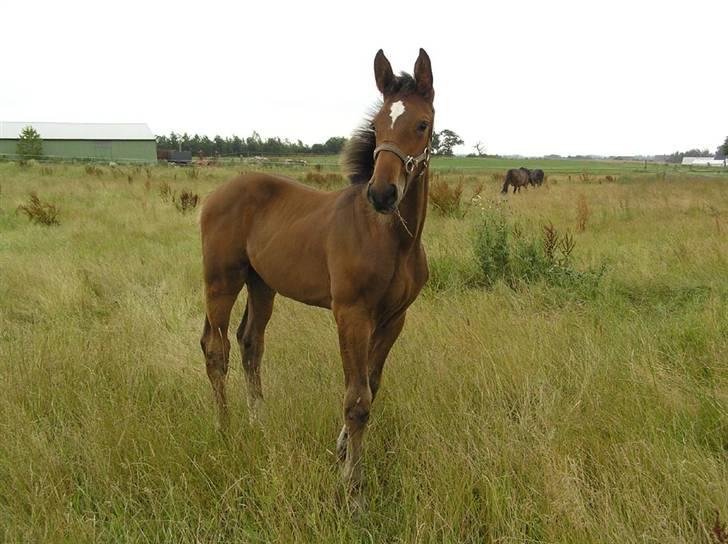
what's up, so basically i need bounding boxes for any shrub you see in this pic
[173,190,199,214]
[576,194,589,232]
[17,159,39,169]
[510,234,549,282]
[473,206,604,293]
[159,182,173,202]
[16,126,43,161]
[84,165,104,177]
[429,179,465,217]
[303,171,344,187]
[425,254,478,293]
[473,204,510,286]
[471,181,484,199]
[16,192,60,226]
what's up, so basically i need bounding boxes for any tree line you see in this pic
[660,148,714,163]
[156,129,465,157]
[660,137,728,163]
[155,132,347,157]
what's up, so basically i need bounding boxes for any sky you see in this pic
[1,0,726,157]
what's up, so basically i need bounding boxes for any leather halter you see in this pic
[372,142,431,180]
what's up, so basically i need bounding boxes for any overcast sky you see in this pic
[2,0,726,156]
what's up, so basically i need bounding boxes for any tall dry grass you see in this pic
[0,162,727,542]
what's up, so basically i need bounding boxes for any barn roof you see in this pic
[0,122,155,141]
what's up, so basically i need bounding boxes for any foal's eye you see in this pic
[417,121,429,132]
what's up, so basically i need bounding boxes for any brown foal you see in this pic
[199,48,435,495]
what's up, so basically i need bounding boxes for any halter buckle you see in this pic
[405,157,416,174]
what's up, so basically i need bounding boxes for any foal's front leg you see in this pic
[333,303,373,493]
[337,313,406,461]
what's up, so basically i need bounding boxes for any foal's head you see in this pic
[345,49,435,214]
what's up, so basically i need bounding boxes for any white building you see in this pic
[681,156,726,167]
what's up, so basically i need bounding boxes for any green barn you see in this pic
[0,122,157,163]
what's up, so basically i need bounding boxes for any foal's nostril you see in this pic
[384,184,397,206]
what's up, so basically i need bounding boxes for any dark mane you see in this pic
[341,72,417,184]
[380,71,417,96]
[340,104,378,184]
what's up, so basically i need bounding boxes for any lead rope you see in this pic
[394,157,428,239]
[394,207,414,238]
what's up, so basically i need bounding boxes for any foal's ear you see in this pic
[374,49,395,95]
[414,48,434,101]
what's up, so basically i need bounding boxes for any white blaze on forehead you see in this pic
[389,100,405,129]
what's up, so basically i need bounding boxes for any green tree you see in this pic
[246,131,262,154]
[720,135,728,156]
[323,136,346,154]
[16,126,43,160]
[168,132,179,150]
[434,129,464,156]
[662,148,713,163]
[431,131,441,154]
[213,135,225,155]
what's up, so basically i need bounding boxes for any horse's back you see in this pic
[200,172,341,302]
[202,172,320,220]
[505,168,527,184]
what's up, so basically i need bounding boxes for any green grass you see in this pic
[1,161,727,542]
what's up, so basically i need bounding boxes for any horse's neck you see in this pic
[396,169,429,247]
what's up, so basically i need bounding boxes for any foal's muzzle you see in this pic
[366,142,431,214]
[367,182,398,213]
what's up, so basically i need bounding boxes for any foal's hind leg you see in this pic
[201,268,245,429]
[236,269,275,421]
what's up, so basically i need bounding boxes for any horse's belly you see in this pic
[248,236,332,309]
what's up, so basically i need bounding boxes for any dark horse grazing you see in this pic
[199,49,434,499]
[501,168,530,193]
[528,168,545,186]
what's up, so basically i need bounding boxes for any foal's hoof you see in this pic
[247,399,265,426]
[336,426,348,462]
[347,491,368,517]
[215,409,230,434]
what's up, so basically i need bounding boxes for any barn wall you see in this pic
[0,139,157,163]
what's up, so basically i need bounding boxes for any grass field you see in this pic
[275,154,728,177]
[1,160,727,542]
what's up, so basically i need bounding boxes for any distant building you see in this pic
[0,122,157,163]
[681,156,726,167]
